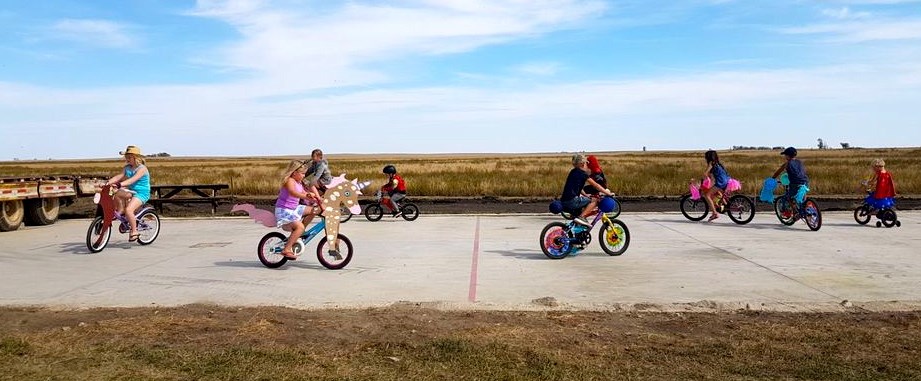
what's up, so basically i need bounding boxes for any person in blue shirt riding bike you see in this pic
[105,145,151,242]
[703,150,730,222]
[771,147,809,218]
[560,154,614,226]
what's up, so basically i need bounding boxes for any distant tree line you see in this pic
[730,146,785,151]
[150,152,171,157]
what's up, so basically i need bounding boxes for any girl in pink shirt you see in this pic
[275,160,321,259]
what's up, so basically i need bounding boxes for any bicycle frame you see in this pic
[300,217,327,243]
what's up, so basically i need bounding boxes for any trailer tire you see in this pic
[25,197,60,226]
[1,200,25,232]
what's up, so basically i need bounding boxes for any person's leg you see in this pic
[579,197,599,219]
[382,195,395,212]
[704,187,719,220]
[114,191,131,215]
[282,220,305,258]
[125,197,143,238]
[390,193,405,214]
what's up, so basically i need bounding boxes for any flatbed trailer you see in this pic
[0,175,107,231]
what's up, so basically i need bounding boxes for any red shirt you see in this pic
[383,174,406,193]
[874,171,895,199]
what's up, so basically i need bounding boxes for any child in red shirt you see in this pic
[381,164,407,217]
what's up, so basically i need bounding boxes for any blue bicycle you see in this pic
[257,216,353,269]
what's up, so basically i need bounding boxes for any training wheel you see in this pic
[896,221,901,227]
[876,221,882,228]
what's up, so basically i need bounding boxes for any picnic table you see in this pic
[149,184,230,215]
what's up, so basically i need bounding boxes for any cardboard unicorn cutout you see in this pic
[233,174,369,253]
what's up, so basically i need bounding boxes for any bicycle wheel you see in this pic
[364,204,383,222]
[803,199,822,231]
[339,206,353,223]
[599,219,630,256]
[136,210,161,245]
[85,216,111,253]
[316,234,353,269]
[401,203,420,221]
[726,195,755,225]
[679,194,708,221]
[605,199,622,219]
[879,209,898,228]
[773,197,796,226]
[257,232,289,268]
[853,205,871,225]
[539,222,571,259]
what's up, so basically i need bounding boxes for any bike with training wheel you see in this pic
[539,196,630,259]
[86,184,161,253]
[853,181,901,228]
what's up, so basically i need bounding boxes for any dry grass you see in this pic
[1,148,919,197]
[1,306,920,380]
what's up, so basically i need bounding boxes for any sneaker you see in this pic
[392,210,403,218]
[573,217,591,227]
[328,250,343,261]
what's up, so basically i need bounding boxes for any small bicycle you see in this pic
[770,178,822,231]
[363,190,420,221]
[679,177,754,224]
[86,184,161,253]
[540,196,630,259]
[854,185,901,228]
[257,216,353,269]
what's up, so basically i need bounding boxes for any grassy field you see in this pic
[1,148,919,197]
[1,306,919,380]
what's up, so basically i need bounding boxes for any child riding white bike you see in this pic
[105,145,151,242]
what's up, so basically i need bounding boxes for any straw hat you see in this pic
[119,145,143,156]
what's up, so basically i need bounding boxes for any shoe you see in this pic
[573,217,591,227]
[328,250,343,261]
[281,250,297,260]
[128,233,140,242]
[707,214,719,222]
[392,211,403,218]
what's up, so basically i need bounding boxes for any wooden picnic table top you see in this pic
[151,184,229,190]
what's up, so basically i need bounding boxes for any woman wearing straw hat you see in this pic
[105,145,151,242]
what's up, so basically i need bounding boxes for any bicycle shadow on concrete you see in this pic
[640,217,805,232]
[486,248,553,260]
[212,260,327,271]
[59,241,138,255]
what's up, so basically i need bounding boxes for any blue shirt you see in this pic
[710,163,729,189]
[561,168,589,202]
[786,159,808,186]
[124,164,151,200]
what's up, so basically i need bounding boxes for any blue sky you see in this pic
[2,0,921,159]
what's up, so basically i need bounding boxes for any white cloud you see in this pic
[46,19,138,49]
[780,17,921,42]
[514,62,562,76]
[185,0,606,94]
[821,7,871,19]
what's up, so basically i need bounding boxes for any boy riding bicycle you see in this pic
[771,147,809,218]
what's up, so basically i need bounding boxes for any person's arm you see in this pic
[118,166,149,187]
[585,177,613,196]
[771,163,787,179]
[703,163,713,180]
[106,173,124,186]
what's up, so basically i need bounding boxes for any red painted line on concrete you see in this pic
[468,217,480,303]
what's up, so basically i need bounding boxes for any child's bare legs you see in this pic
[579,197,600,220]
[114,191,131,215]
[704,187,720,220]
[282,220,305,258]
[301,207,317,227]
[125,197,143,237]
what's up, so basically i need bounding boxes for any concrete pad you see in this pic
[1,212,919,312]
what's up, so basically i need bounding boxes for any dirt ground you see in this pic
[1,306,919,380]
[58,195,921,219]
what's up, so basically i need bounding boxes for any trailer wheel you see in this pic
[1,200,25,232]
[25,197,60,226]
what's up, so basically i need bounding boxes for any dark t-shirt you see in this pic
[786,159,808,185]
[561,168,589,202]
[583,172,607,195]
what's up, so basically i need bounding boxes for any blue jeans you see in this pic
[562,196,590,213]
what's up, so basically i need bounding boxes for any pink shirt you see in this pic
[275,180,304,209]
